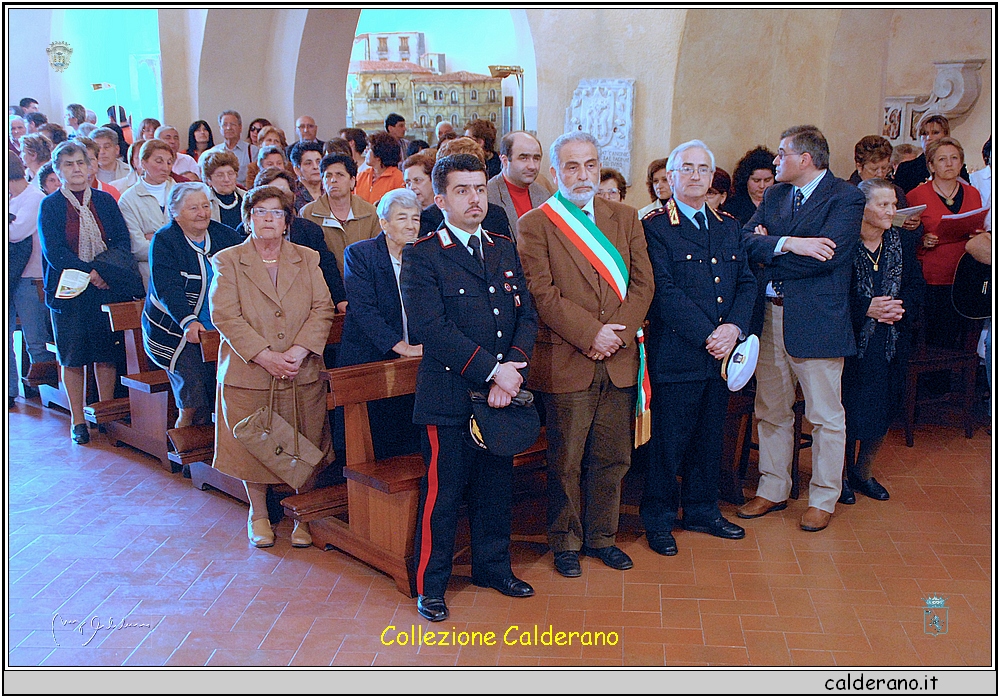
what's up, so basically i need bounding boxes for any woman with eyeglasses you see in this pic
[209,185,335,549]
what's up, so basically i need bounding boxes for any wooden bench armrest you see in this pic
[342,454,425,494]
[167,424,215,453]
[121,370,170,393]
[322,356,421,409]
[101,300,144,332]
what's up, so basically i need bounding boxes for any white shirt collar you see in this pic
[444,220,485,250]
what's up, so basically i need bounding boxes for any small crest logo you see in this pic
[923,594,948,636]
[46,41,73,72]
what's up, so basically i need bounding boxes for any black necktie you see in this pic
[793,189,804,216]
[467,235,484,272]
[694,211,707,231]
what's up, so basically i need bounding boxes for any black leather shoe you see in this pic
[646,531,678,556]
[581,545,633,570]
[71,424,90,445]
[852,477,890,501]
[838,479,856,505]
[683,516,746,540]
[416,595,448,622]
[553,550,582,578]
[473,575,534,598]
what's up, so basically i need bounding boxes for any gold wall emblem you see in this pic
[46,41,73,72]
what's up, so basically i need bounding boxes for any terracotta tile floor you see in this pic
[6,395,992,667]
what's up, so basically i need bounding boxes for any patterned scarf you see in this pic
[854,228,902,362]
[60,185,107,263]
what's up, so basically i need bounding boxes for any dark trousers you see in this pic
[540,362,635,552]
[413,424,513,597]
[640,378,728,533]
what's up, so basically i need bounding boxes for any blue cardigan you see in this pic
[338,233,405,367]
[38,188,135,311]
[142,220,241,371]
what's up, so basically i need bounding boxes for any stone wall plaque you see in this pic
[565,79,635,185]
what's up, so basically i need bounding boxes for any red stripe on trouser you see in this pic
[416,424,440,596]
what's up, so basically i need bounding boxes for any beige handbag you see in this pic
[232,377,324,489]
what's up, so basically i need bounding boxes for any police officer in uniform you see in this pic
[641,140,757,556]
[400,154,538,622]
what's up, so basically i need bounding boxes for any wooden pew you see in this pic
[86,300,177,470]
[185,315,345,500]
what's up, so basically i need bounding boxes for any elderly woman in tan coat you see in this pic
[209,185,335,548]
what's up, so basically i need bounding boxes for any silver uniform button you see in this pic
[497,331,502,337]
[459,288,465,294]
[497,353,503,360]
[489,286,496,293]
[493,308,499,315]
[445,366,451,371]
[686,254,692,260]
[717,296,723,303]
[715,277,721,283]
[711,257,718,264]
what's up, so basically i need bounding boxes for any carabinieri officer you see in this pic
[400,153,538,622]
[640,140,757,557]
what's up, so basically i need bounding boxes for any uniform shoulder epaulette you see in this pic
[644,198,681,226]
[413,232,437,245]
[485,230,512,243]
[709,205,736,223]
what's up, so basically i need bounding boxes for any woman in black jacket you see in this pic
[839,178,925,504]
[143,181,241,427]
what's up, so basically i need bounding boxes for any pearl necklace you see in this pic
[216,192,240,210]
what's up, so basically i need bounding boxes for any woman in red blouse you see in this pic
[906,137,983,348]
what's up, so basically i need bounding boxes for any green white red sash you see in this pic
[540,192,652,446]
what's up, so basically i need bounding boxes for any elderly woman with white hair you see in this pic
[338,187,423,457]
[142,181,242,427]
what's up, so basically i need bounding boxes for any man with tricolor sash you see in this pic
[517,131,654,578]
[640,140,757,557]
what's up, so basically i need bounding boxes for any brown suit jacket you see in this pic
[210,237,335,390]
[516,196,654,393]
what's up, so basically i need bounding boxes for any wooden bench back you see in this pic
[101,300,150,374]
[199,313,344,363]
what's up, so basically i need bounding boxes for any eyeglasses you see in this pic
[251,208,286,220]
[674,165,712,176]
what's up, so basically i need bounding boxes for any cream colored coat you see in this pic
[210,237,335,390]
[118,177,175,289]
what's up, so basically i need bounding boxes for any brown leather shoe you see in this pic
[800,507,832,532]
[736,496,787,519]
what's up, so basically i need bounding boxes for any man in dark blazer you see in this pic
[736,125,865,532]
[641,140,757,556]
[517,132,654,577]
[400,154,538,622]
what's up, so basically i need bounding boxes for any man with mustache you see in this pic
[400,153,538,622]
[516,132,654,577]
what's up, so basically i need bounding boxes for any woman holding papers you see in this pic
[38,140,134,444]
[907,137,984,348]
